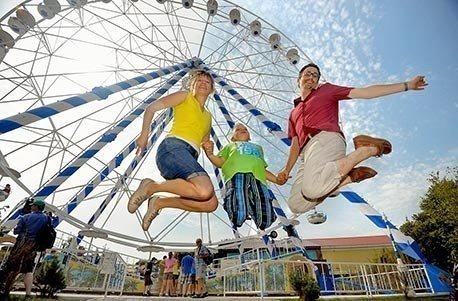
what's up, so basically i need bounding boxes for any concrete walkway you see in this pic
[87,297,295,301]
[11,292,298,300]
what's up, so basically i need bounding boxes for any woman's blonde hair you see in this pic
[185,70,215,94]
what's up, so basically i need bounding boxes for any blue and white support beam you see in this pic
[0,59,195,135]
[63,110,170,222]
[32,69,189,201]
[1,68,190,230]
[77,111,173,243]
[340,189,427,262]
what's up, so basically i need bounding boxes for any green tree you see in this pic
[400,167,458,271]
[35,258,67,297]
[123,276,140,292]
[289,270,320,301]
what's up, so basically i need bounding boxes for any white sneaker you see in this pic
[128,178,154,213]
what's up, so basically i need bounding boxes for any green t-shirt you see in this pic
[217,141,268,185]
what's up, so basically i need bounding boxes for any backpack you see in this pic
[151,265,159,279]
[36,216,57,252]
[203,250,214,265]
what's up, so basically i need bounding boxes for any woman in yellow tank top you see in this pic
[128,71,218,231]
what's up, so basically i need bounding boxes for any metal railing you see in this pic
[0,232,136,294]
[218,258,433,297]
[1,233,436,297]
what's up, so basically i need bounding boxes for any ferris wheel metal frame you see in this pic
[0,0,315,255]
[0,0,417,262]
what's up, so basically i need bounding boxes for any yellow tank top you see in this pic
[169,92,211,150]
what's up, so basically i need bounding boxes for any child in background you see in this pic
[0,184,11,202]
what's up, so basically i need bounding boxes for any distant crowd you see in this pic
[141,238,212,298]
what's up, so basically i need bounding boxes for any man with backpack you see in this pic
[194,238,211,298]
[0,199,50,298]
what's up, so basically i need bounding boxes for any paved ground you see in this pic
[10,292,448,300]
[87,297,295,301]
[11,292,298,300]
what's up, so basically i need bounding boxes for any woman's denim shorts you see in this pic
[156,137,208,180]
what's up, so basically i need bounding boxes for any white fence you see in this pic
[0,233,439,297]
[219,258,433,297]
[0,232,135,294]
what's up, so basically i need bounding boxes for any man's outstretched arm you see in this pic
[349,75,427,99]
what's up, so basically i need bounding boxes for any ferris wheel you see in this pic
[0,0,315,254]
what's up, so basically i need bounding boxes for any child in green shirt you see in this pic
[203,123,285,230]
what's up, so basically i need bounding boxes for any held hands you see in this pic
[407,76,428,90]
[135,134,148,155]
[202,140,214,155]
[275,176,288,185]
[276,169,290,185]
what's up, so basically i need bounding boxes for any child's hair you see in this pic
[231,123,250,141]
[185,70,215,93]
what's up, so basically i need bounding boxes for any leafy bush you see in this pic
[34,258,66,297]
[400,167,458,271]
[289,270,320,301]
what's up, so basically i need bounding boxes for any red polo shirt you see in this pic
[288,83,353,149]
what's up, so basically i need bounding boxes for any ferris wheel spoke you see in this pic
[0,0,313,250]
[204,28,249,66]
[168,7,197,59]
[74,6,179,67]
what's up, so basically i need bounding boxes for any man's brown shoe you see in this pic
[353,135,392,156]
[349,166,377,183]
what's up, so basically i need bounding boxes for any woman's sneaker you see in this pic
[128,178,154,213]
[142,196,160,231]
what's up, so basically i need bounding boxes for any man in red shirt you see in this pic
[278,63,427,214]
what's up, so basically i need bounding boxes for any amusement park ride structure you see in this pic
[0,0,452,296]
